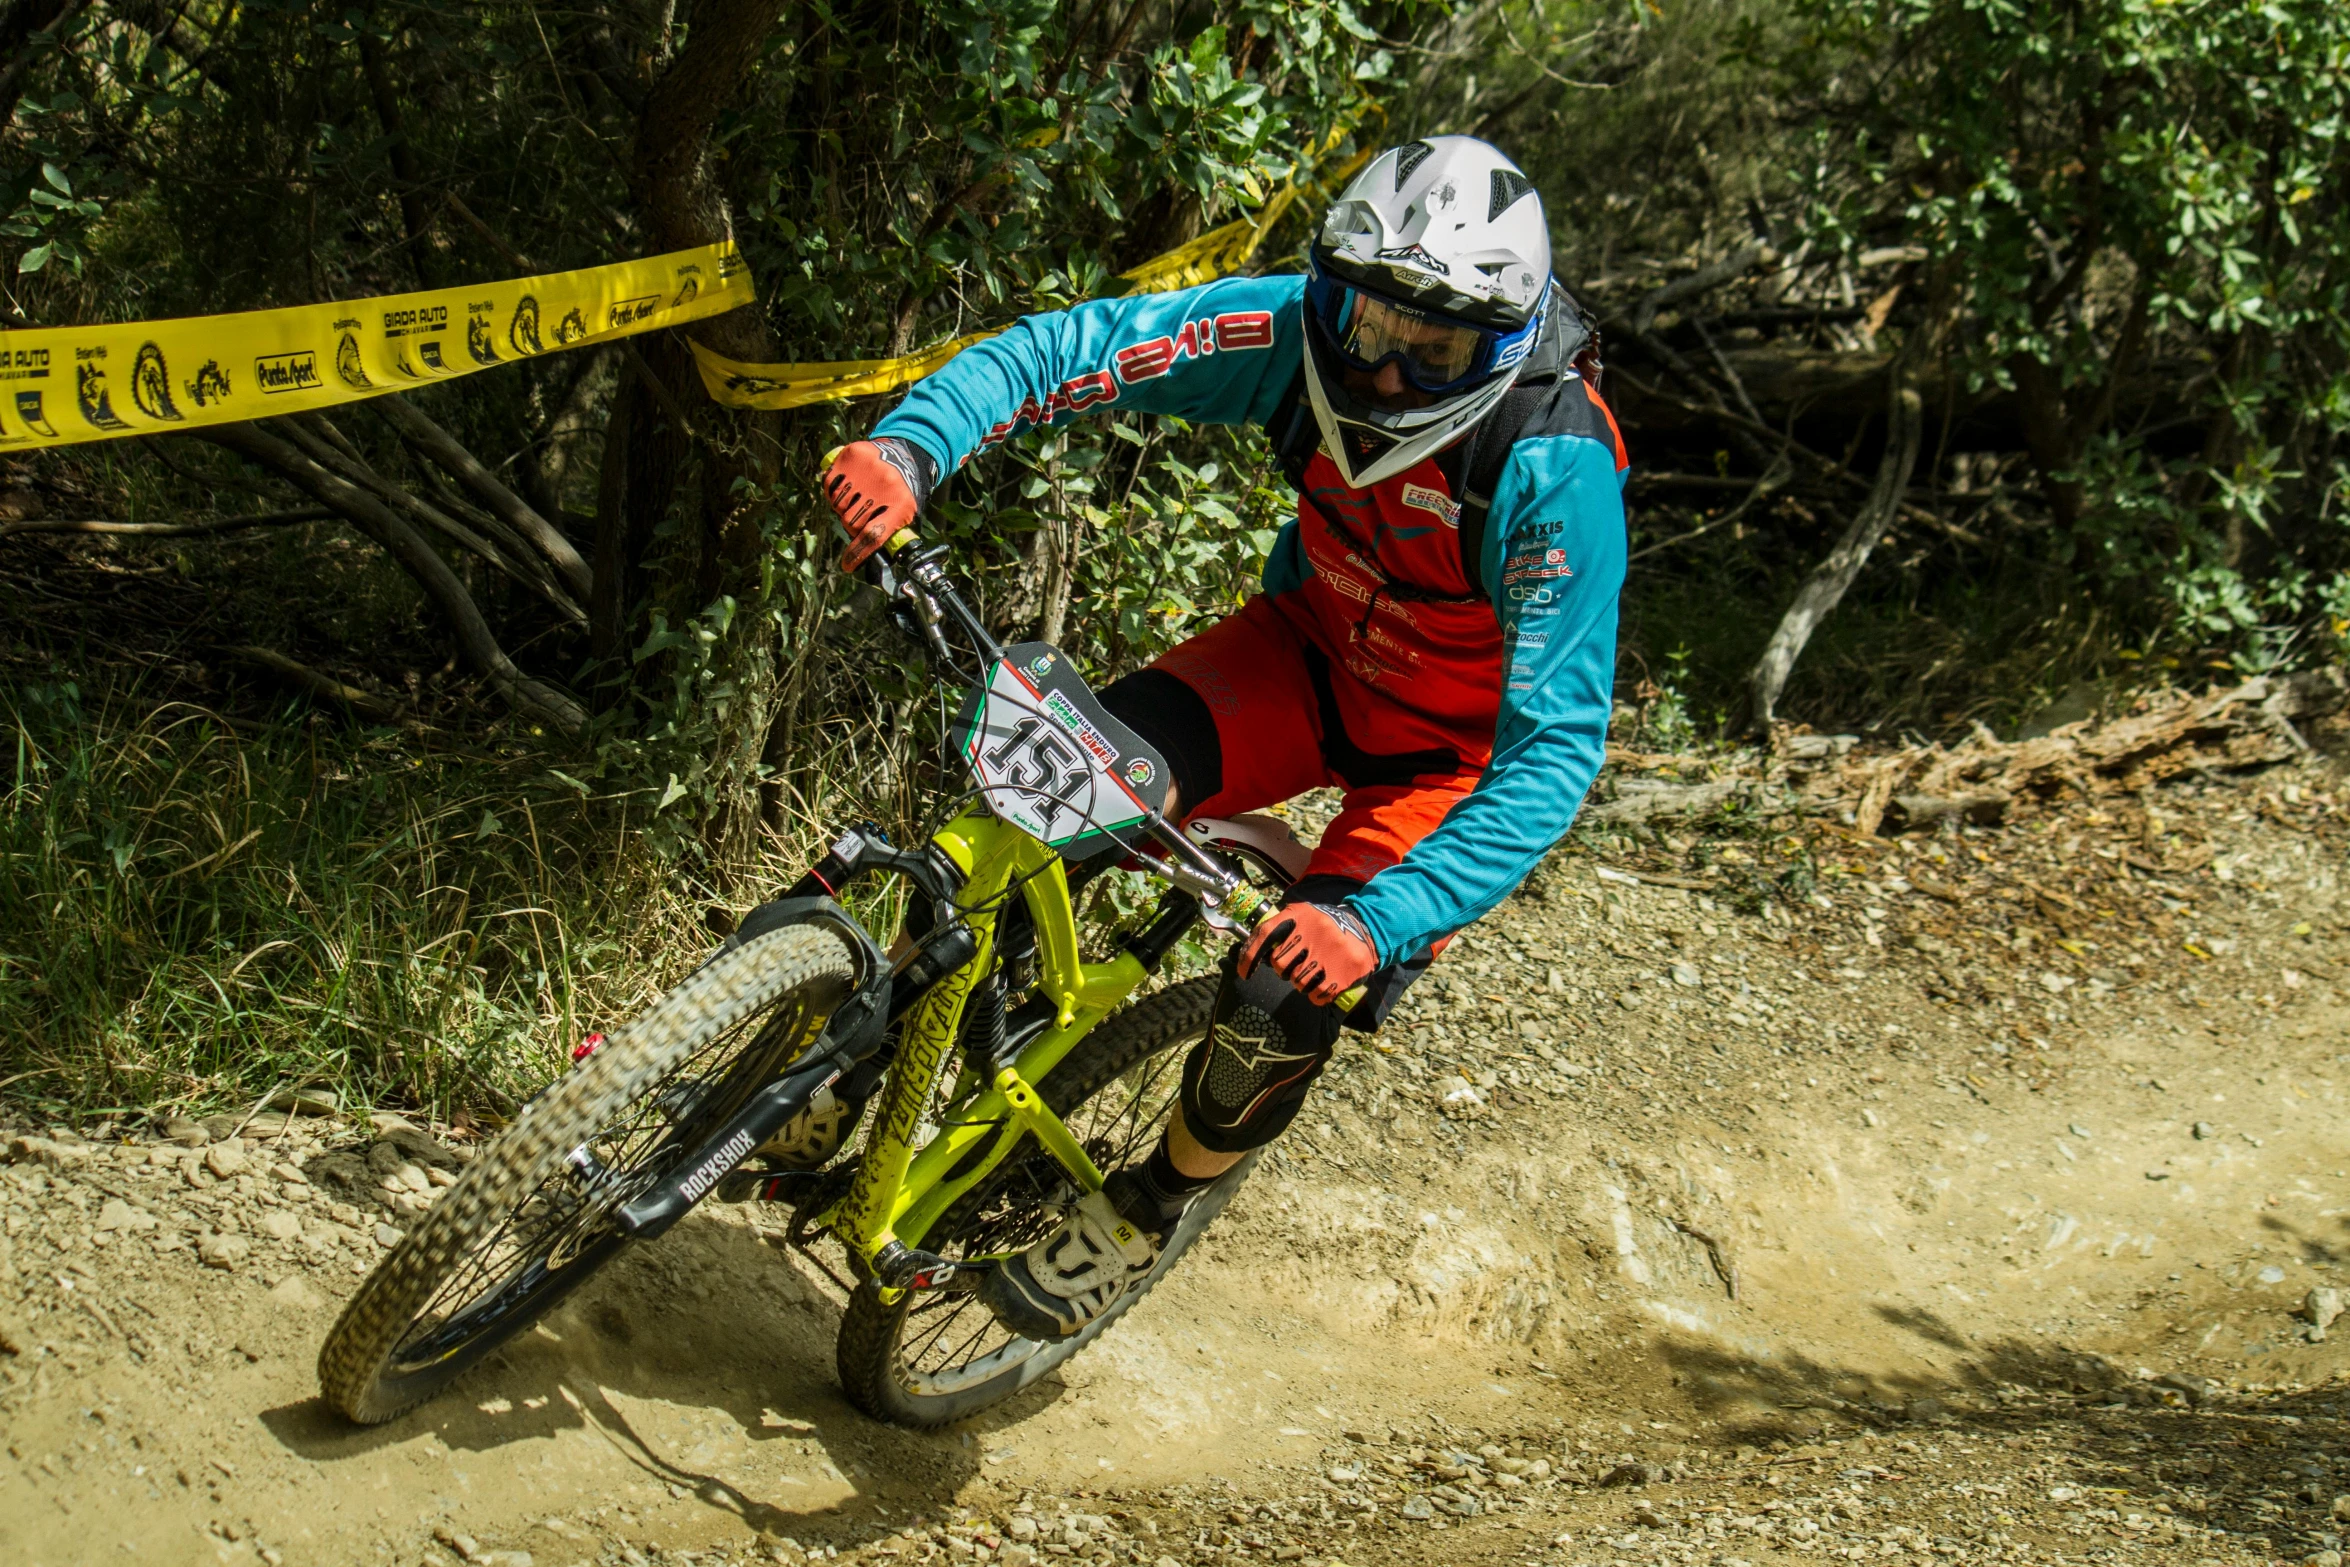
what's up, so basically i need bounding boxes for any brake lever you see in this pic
[903,588,956,667]
[862,540,958,667]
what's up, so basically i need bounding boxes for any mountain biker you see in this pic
[818,136,1628,1338]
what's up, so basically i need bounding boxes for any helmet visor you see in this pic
[1314,279,1498,394]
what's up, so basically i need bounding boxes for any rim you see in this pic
[384,989,828,1379]
[891,1021,1201,1398]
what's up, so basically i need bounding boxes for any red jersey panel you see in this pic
[1272,450,1504,769]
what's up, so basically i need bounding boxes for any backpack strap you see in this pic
[1265,367,1320,492]
[1450,379,1555,597]
[1447,283,1605,598]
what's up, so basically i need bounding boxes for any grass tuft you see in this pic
[0,673,716,1125]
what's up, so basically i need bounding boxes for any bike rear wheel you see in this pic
[835,974,1251,1427]
[318,923,856,1424]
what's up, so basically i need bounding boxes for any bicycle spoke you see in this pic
[892,1020,1206,1386]
[389,988,809,1368]
[938,1311,1005,1368]
[903,1296,977,1365]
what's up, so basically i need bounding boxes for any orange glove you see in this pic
[1237,902,1379,1006]
[822,437,935,571]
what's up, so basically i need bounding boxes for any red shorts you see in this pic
[1140,594,1486,887]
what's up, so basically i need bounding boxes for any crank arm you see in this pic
[872,1238,960,1292]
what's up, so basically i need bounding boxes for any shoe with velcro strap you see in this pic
[977,1171,1165,1339]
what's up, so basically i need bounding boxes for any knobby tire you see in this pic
[835,974,1255,1428]
[317,923,856,1424]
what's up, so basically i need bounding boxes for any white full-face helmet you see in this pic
[1302,135,1554,488]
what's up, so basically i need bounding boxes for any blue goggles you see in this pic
[1306,269,1542,395]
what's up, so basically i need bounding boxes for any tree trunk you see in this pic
[357,28,437,288]
[1745,379,1926,731]
[613,0,799,860]
[2007,353,2084,529]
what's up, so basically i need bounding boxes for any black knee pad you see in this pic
[1178,952,1341,1155]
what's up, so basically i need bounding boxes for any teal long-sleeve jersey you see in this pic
[875,273,1628,966]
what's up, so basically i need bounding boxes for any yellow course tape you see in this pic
[691,147,1372,414]
[1,243,752,450]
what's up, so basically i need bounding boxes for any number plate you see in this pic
[950,642,1171,855]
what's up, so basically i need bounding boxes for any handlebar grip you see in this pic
[856,526,924,591]
[821,444,922,581]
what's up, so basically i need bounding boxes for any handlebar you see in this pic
[860,534,1368,1011]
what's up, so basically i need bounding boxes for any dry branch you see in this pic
[199,421,587,736]
[1586,668,2344,835]
[275,414,585,626]
[1746,378,1926,729]
[1628,239,1770,335]
[1796,669,2350,832]
[372,395,591,597]
[0,507,332,539]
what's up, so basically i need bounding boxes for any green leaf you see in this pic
[1188,25,1228,75]
[656,774,689,812]
[18,243,50,274]
[39,162,70,196]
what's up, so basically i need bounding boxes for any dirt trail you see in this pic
[4,757,2347,1567]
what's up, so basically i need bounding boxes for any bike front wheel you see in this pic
[317,922,856,1424]
[835,974,1253,1427]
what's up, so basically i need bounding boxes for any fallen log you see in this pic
[225,646,407,724]
[1810,668,2349,832]
[1587,776,1749,825]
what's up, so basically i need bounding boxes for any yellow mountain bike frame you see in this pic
[800,538,1358,1303]
[810,803,1197,1299]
